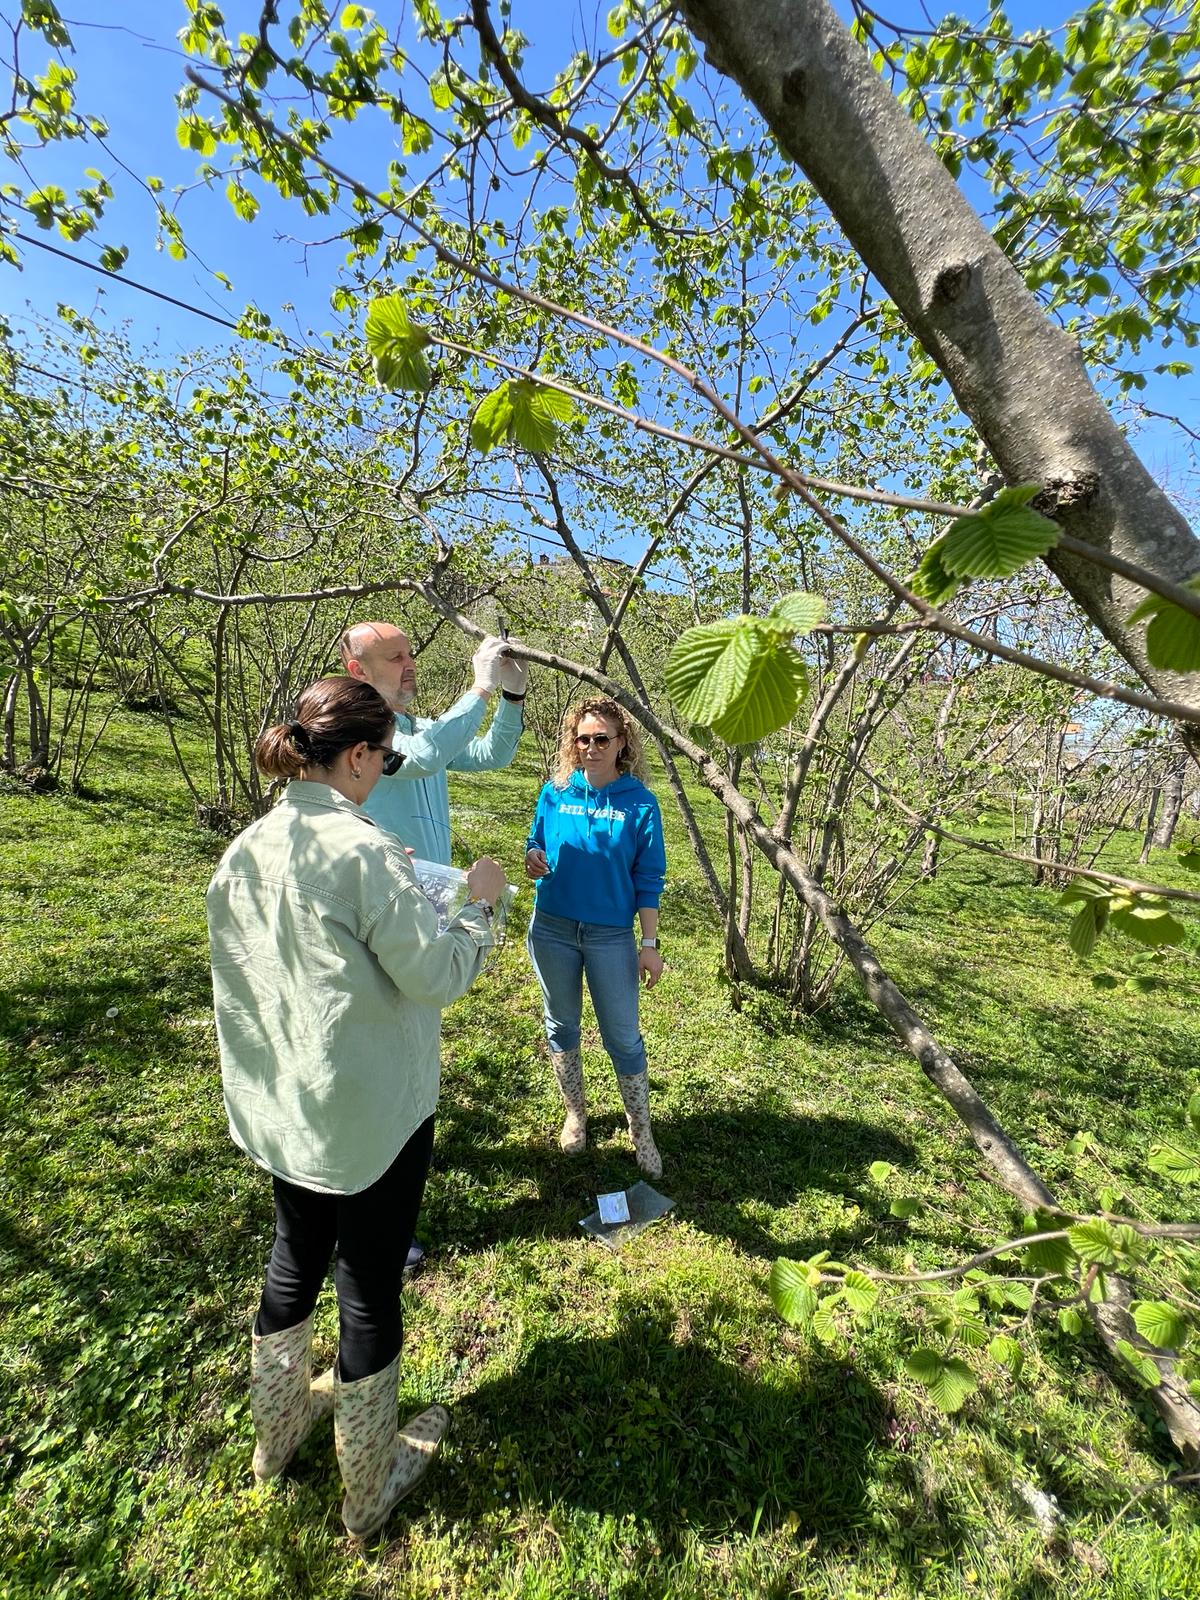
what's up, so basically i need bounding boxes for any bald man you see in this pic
[339,621,527,866]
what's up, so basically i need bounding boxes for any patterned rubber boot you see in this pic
[550,1047,588,1155]
[617,1069,663,1180]
[250,1313,335,1482]
[334,1355,451,1539]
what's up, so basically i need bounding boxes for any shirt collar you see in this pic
[282,779,379,826]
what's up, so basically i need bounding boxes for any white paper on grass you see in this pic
[597,1190,631,1225]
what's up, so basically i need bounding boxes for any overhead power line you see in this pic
[13,229,244,330]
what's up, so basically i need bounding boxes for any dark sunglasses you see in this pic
[575,732,614,748]
[368,743,405,776]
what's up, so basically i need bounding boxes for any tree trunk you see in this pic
[1154,741,1188,850]
[679,0,1200,715]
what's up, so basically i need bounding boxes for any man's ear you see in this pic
[344,657,365,682]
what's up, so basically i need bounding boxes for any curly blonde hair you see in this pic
[553,696,650,788]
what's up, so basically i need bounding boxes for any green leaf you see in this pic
[1058,1307,1086,1336]
[868,1160,895,1183]
[98,243,128,272]
[890,1196,923,1219]
[470,384,515,452]
[1069,900,1104,957]
[769,1259,817,1326]
[910,534,963,606]
[811,1298,842,1344]
[765,591,827,637]
[989,1334,1024,1376]
[937,486,1060,580]
[842,1270,880,1316]
[665,616,809,746]
[1187,1092,1200,1136]
[1131,1300,1188,1351]
[1147,1142,1200,1183]
[364,293,431,392]
[1068,1220,1139,1266]
[1109,901,1186,947]
[904,1348,977,1413]
[1115,1338,1161,1389]
[1125,576,1200,672]
[506,379,576,453]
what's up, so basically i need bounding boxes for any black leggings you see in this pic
[255,1116,435,1382]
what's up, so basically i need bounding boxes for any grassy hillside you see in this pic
[2,706,1199,1599]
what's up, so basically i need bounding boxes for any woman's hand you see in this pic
[466,856,506,906]
[525,847,550,880]
[639,947,664,989]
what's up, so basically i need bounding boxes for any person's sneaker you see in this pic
[402,1238,426,1283]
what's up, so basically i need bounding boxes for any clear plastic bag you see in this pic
[409,857,516,937]
[579,1181,675,1251]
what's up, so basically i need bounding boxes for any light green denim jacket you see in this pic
[206,780,493,1195]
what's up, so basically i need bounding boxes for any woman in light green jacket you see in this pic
[207,675,505,1539]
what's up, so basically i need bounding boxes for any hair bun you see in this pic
[288,720,309,748]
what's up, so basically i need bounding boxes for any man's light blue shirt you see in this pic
[362,689,524,864]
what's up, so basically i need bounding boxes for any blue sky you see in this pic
[1,0,1195,491]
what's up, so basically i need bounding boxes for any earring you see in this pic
[352,768,361,779]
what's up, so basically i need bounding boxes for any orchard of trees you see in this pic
[5,0,1200,1567]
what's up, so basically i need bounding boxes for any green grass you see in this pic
[3,709,1200,1598]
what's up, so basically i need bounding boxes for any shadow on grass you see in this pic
[430,1087,917,1262]
[443,1313,915,1553]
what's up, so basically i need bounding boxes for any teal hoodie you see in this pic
[525,770,665,928]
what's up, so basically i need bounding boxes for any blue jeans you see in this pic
[527,911,646,1077]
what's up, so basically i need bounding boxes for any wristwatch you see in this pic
[502,690,526,703]
[639,937,658,949]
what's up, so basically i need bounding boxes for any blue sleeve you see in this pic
[390,692,487,780]
[446,694,524,773]
[631,794,666,911]
[526,784,551,853]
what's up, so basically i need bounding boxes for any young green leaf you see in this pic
[365,293,432,392]
[1109,901,1186,947]
[868,1160,895,1183]
[665,616,808,745]
[890,1196,923,1219]
[910,534,963,606]
[1187,1092,1200,1136]
[904,1348,977,1412]
[1131,1300,1188,1351]
[1115,1338,1161,1389]
[769,1259,817,1326]
[989,1334,1024,1376]
[1147,1142,1200,1183]
[811,1297,842,1345]
[1058,1307,1086,1336]
[937,486,1060,580]
[842,1270,880,1316]
[1067,1220,1124,1266]
[765,591,827,637]
[1126,576,1200,672]
[507,378,575,452]
[470,383,515,452]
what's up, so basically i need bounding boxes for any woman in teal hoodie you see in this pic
[524,696,666,1176]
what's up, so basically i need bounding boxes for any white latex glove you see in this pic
[499,639,528,696]
[471,635,506,695]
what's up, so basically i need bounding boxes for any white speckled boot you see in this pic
[550,1047,588,1155]
[249,1314,335,1481]
[334,1355,450,1539]
[617,1069,663,1180]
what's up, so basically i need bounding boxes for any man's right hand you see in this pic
[471,636,507,696]
[466,856,506,906]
